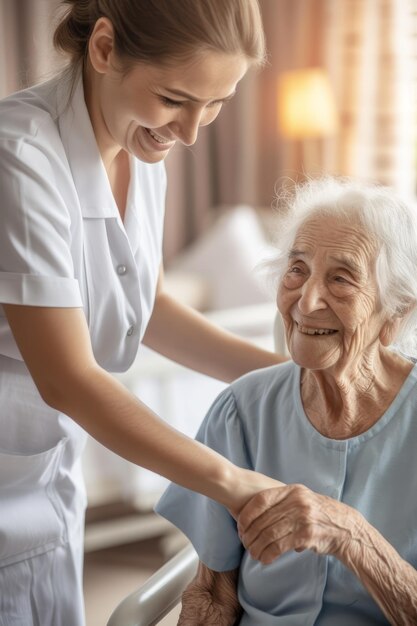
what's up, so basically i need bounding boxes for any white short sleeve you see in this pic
[0,138,82,307]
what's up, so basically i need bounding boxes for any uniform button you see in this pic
[117,264,127,276]
[126,325,134,337]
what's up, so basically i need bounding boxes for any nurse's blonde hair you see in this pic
[54,0,266,72]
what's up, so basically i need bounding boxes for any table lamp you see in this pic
[277,68,338,176]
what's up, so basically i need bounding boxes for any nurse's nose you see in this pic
[297,275,328,314]
[171,108,205,146]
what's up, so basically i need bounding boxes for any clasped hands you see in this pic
[237,482,363,566]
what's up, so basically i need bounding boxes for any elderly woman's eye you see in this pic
[333,275,351,284]
[283,265,305,287]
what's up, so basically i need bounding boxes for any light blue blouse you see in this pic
[156,361,417,625]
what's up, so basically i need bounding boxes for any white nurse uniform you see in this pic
[0,71,166,625]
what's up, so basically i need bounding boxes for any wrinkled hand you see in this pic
[178,586,239,626]
[178,564,241,626]
[237,483,362,565]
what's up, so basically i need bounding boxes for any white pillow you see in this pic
[168,205,273,310]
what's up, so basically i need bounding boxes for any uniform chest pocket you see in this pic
[0,438,67,567]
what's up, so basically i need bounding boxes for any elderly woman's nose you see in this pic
[298,277,327,313]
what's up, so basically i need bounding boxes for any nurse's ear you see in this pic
[87,17,117,75]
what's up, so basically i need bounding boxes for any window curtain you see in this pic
[256,0,417,200]
[324,0,417,195]
[0,0,63,97]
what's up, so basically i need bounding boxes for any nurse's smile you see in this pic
[137,126,176,154]
[144,128,175,146]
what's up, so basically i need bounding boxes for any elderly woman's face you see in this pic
[277,214,389,372]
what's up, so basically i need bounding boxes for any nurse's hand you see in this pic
[227,468,285,520]
[237,483,361,565]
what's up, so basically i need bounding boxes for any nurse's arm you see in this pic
[3,304,281,517]
[178,561,241,626]
[143,266,287,383]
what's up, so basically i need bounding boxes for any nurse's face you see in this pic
[87,21,248,164]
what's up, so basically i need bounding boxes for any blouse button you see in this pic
[117,264,127,276]
[126,325,134,337]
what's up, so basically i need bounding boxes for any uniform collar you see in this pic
[57,70,119,219]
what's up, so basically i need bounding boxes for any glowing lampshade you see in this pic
[278,68,338,139]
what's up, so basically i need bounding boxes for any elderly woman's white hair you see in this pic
[270,177,417,359]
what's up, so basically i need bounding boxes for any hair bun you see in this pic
[53,0,96,64]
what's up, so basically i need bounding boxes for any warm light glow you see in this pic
[278,68,338,139]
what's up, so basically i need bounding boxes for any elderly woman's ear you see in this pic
[379,304,414,347]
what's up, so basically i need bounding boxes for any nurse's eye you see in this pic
[160,96,184,108]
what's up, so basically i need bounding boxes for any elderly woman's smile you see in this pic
[295,322,338,335]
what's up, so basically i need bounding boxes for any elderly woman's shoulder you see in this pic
[230,360,298,405]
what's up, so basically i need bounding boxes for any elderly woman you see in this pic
[156,177,417,625]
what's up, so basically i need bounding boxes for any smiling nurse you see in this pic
[0,1,285,624]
